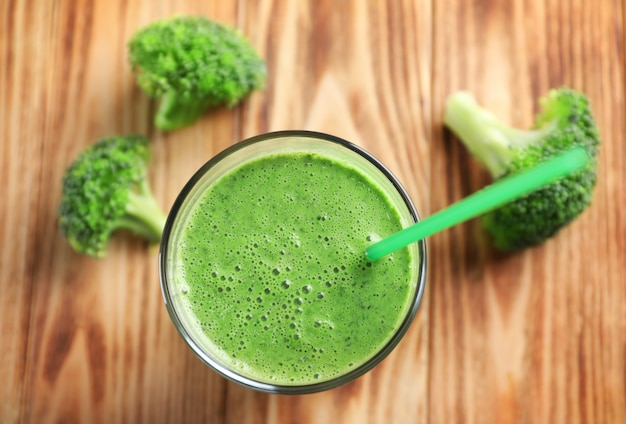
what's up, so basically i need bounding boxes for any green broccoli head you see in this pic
[58,135,167,258]
[443,88,600,251]
[128,16,267,131]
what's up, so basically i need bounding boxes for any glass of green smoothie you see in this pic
[159,130,427,394]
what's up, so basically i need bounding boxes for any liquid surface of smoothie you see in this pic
[172,151,416,385]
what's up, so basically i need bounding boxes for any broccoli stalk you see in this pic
[443,92,556,177]
[443,88,600,251]
[116,179,165,243]
[153,91,213,131]
[58,135,167,258]
[128,16,267,131]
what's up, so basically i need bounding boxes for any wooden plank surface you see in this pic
[0,0,623,423]
[430,0,626,422]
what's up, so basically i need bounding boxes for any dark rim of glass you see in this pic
[159,130,427,395]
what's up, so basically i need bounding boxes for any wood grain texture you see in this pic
[430,0,626,423]
[0,0,623,423]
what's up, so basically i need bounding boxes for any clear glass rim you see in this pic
[159,130,427,394]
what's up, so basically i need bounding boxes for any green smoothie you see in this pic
[164,137,422,388]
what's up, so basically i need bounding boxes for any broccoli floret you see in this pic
[58,135,167,258]
[128,16,267,131]
[443,88,600,250]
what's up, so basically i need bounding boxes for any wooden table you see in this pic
[1,0,624,422]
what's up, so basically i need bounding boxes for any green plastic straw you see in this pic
[366,147,590,261]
